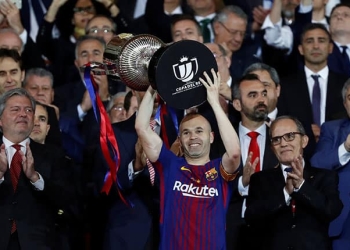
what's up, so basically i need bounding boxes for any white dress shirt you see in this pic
[304,65,329,125]
[195,13,216,43]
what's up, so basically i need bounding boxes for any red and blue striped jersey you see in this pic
[155,144,234,250]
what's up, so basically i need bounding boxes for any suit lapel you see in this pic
[298,71,314,120]
[262,126,279,170]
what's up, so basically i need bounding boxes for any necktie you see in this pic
[340,46,350,74]
[200,19,211,43]
[311,75,321,126]
[247,131,260,172]
[10,144,22,234]
[147,120,156,186]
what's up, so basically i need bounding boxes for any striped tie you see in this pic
[10,144,22,233]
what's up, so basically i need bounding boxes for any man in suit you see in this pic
[171,14,204,42]
[278,23,348,159]
[0,88,71,250]
[245,115,343,250]
[311,78,350,250]
[226,73,279,250]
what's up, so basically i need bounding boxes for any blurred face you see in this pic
[213,13,246,52]
[251,70,280,113]
[0,32,22,54]
[233,80,268,122]
[187,0,215,13]
[179,115,213,159]
[109,96,126,123]
[270,119,308,166]
[172,20,203,42]
[282,0,300,18]
[0,95,34,142]
[343,86,350,118]
[205,43,230,73]
[30,105,50,144]
[86,17,115,44]
[298,28,333,67]
[24,75,54,105]
[75,39,104,68]
[0,57,24,95]
[330,6,350,36]
[72,0,95,29]
[126,95,138,119]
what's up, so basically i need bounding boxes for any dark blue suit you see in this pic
[311,118,350,249]
[328,43,350,78]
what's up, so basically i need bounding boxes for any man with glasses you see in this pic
[213,5,260,82]
[85,15,116,44]
[244,115,342,250]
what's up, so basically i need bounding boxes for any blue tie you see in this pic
[311,75,321,126]
[341,46,350,75]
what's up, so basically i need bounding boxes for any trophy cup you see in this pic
[103,33,218,110]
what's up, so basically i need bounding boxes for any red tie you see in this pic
[247,131,260,172]
[147,120,156,186]
[10,144,22,233]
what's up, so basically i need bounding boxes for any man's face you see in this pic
[271,118,308,165]
[251,70,280,113]
[72,0,95,30]
[30,105,50,144]
[179,115,213,159]
[298,28,333,66]
[0,32,22,54]
[75,39,104,69]
[0,57,24,95]
[233,80,268,122]
[205,43,230,73]
[343,86,350,118]
[330,6,350,36]
[109,96,126,123]
[0,95,34,142]
[172,20,203,42]
[86,17,115,44]
[126,95,138,119]
[213,13,246,52]
[24,75,54,105]
[187,0,215,13]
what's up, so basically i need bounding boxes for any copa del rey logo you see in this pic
[173,56,198,82]
[171,56,203,95]
[173,181,219,198]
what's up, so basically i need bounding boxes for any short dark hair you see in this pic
[23,68,54,88]
[35,101,50,124]
[330,3,350,17]
[124,90,134,112]
[300,23,331,44]
[269,115,306,137]
[232,73,261,100]
[0,48,23,70]
[75,35,106,59]
[170,14,202,36]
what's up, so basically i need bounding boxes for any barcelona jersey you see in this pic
[155,143,234,250]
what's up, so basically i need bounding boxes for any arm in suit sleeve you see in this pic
[292,169,343,222]
[310,122,346,170]
[245,171,288,222]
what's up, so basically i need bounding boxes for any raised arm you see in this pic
[135,87,163,162]
[200,70,241,173]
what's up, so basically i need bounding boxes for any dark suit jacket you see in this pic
[245,163,343,250]
[0,139,72,250]
[311,118,350,239]
[328,43,350,78]
[226,124,279,250]
[277,69,348,159]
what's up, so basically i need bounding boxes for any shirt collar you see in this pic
[304,65,328,80]
[226,77,232,88]
[195,13,216,22]
[333,41,350,50]
[165,6,182,15]
[268,108,278,120]
[3,136,30,150]
[239,122,266,138]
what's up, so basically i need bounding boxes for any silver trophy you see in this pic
[103,33,165,91]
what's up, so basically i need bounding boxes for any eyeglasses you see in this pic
[270,132,304,146]
[219,22,246,38]
[87,28,115,34]
[330,12,350,19]
[73,6,95,14]
[112,106,125,112]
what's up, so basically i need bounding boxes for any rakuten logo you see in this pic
[173,181,218,198]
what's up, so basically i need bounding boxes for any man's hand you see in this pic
[45,0,69,22]
[199,69,221,107]
[0,144,8,179]
[93,74,110,101]
[219,81,232,101]
[80,90,92,113]
[21,142,39,183]
[170,137,183,157]
[287,155,304,189]
[344,134,350,152]
[252,6,270,32]
[285,176,294,194]
[242,152,259,187]
[311,124,320,143]
[0,0,23,34]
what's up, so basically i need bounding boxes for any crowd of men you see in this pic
[0,0,350,249]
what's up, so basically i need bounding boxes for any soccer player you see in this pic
[135,69,241,249]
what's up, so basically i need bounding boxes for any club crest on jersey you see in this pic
[205,168,218,181]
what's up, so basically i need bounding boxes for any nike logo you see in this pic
[181,166,192,173]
